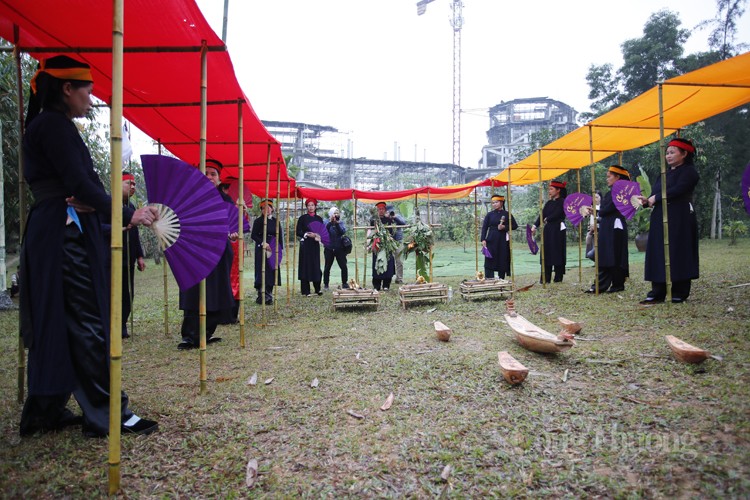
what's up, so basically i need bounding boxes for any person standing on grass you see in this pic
[251,199,283,305]
[323,206,349,290]
[297,198,324,296]
[120,171,146,338]
[19,55,158,437]
[585,166,630,294]
[531,180,568,283]
[637,138,700,305]
[481,194,518,280]
[368,201,398,291]
[177,159,237,349]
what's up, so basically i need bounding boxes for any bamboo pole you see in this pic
[198,42,208,395]
[158,141,169,337]
[589,126,599,295]
[507,172,515,291]
[237,102,246,348]
[537,150,546,288]
[414,193,418,281]
[14,32,27,405]
[658,83,673,303]
[285,182,291,305]
[260,145,271,325]
[473,188,478,274]
[576,169,582,285]
[292,196,298,294]
[353,195,359,284]
[108,0,125,492]
[274,162,281,314]
[427,191,433,282]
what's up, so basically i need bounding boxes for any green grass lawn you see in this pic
[0,238,748,497]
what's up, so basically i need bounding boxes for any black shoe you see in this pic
[207,336,222,344]
[584,287,595,294]
[177,340,197,350]
[342,282,350,289]
[639,297,664,306]
[255,295,263,305]
[316,291,323,296]
[123,418,159,436]
[671,297,686,303]
[607,287,625,293]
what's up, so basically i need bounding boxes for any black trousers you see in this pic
[21,225,132,437]
[591,266,625,291]
[648,280,692,301]
[300,281,321,295]
[323,248,348,287]
[541,265,565,283]
[372,278,392,290]
[484,266,507,280]
[122,263,135,336]
[180,309,222,344]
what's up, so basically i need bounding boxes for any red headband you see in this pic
[668,139,695,153]
[305,198,318,207]
[550,181,566,189]
[122,173,135,181]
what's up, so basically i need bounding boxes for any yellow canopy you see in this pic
[495,51,750,185]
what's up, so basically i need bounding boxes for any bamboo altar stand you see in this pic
[459,277,512,301]
[398,282,448,309]
[332,286,380,311]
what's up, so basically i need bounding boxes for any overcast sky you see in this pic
[140,0,749,169]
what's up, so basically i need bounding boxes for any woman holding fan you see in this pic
[531,180,568,283]
[251,199,283,305]
[296,198,324,296]
[585,166,630,293]
[481,194,518,279]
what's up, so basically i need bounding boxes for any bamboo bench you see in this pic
[332,288,380,310]
[398,282,448,309]
[459,278,512,301]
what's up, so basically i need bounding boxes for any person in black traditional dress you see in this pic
[121,171,146,338]
[585,166,630,293]
[251,199,283,305]
[369,201,397,290]
[531,180,568,283]
[323,206,349,290]
[177,159,237,349]
[481,194,518,279]
[296,198,324,296]
[637,138,700,304]
[19,56,158,437]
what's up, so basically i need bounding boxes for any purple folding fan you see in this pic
[141,154,229,290]
[226,201,251,233]
[563,192,593,227]
[307,220,330,246]
[742,162,750,215]
[526,224,539,255]
[612,180,642,220]
[481,246,493,259]
[267,236,283,270]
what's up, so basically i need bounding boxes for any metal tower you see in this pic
[417,0,463,167]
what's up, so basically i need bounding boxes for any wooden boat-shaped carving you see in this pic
[498,351,529,385]
[558,316,583,335]
[665,335,709,364]
[434,321,452,342]
[504,314,576,354]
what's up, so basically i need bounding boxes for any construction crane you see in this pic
[417,0,463,167]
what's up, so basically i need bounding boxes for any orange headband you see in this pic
[608,166,630,179]
[30,62,93,94]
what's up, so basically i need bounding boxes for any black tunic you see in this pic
[534,198,567,267]
[597,190,629,273]
[481,209,518,274]
[296,213,323,282]
[644,162,700,282]
[178,189,234,319]
[251,215,283,288]
[20,109,133,395]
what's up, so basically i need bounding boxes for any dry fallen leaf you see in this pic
[311,378,319,388]
[245,458,258,487]
[264,377,274,385]
[347,409,364,419]
[355,352,361,360]
[380,393,394,411]
[440,464,452,481]
[247,373,258,386]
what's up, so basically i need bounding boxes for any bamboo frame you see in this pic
[537,150,546,288]
[260,144,271,325]
[237,102,246,347]
[473,189,478,274]
[353,195,359,283]
[285,183,291,305]
[657,83,673,303]
[14,32,27,404]
[506,172,515,292]
[198,42,208,395]
[274,162,281,314]
[589,126,599,295]
[576,169,582,285]
[158,141,170,337]
[108,0,125,492]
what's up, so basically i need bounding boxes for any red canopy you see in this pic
[0,0,295,197]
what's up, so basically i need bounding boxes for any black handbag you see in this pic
[340,235,353,255]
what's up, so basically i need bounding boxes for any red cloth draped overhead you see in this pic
[0,0,293,197]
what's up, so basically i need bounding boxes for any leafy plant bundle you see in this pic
[367,217,399,275]
[403,217,434,281]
